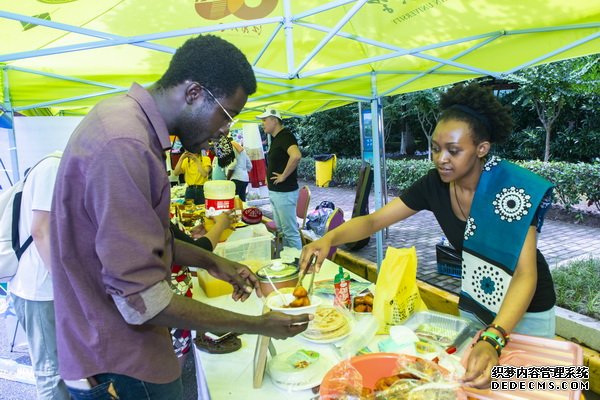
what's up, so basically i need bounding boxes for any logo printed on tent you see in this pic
[195,0,278,20]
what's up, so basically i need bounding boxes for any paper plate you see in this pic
[267,350,334,392]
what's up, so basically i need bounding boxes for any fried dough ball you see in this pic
[293,286,308,298]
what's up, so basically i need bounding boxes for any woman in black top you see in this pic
[300,83,556,389]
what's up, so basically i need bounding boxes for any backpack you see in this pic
[306,202,336,237]
[0,155,60,282]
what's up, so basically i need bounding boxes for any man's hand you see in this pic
[462,339,499,389]
[270,172,285,185]
[205,259,262,301]
[258,311,312,339]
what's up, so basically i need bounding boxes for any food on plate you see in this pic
[353,292,374,313]
[286,349,320,369]
[288,285,310,308]
[302,306,350,340]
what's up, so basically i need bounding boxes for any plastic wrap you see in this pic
[320,353,466,400]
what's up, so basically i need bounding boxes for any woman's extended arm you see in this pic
[463,226,538,388]
[299,198,418,271]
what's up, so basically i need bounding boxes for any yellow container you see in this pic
[315,154,337,187]
[203,217,234,242]
[196,260,267,298]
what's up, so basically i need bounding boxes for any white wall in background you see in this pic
[14,117,83,179]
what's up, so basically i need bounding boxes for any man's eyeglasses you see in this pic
[201,86,238,129]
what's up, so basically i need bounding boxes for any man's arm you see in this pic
[270,144,301,184]
[281,144,301,179]
[30,210,52,271]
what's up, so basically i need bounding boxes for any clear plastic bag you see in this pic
[319,353,466,400]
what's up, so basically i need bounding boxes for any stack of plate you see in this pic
[301,306,351,343]
[267,350,334,391]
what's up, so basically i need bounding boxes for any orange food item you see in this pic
[288,286,311,308]
[293,286,308,298]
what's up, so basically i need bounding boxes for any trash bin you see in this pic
[314,154,337,187]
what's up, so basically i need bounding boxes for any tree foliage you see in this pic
[292,104,361,157]
[294,56,599,163]
[509,56,599,161]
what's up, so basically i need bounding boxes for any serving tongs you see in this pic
[296,254,317,295]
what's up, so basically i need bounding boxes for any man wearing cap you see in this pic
[257,108,303,249]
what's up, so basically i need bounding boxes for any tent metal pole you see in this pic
[7,66,122,89]
[253,78,370,102]
[283,0,296,77]
[292,0,368,77]
[504,30,600,74]
[14,87,128,112]
[381,35,499,96]
[253,24,283,66]
[2,67,19,182]
[370,74,384,269]
[253,68,290,79]
[0,11,283,62]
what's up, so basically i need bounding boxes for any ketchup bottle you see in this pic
[334,266,351,309]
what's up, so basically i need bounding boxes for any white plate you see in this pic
[267,350,334,392]
[299,329,351,344]
[299,317,353,344]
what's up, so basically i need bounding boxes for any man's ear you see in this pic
[477,141,491,158]
[185,81,203,105]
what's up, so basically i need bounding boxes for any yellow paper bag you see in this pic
[373,246,428,334]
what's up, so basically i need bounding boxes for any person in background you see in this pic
[257,108,302,249]
[50,35,310,400]
[300,83,556,390]
[226,140,253,201]
[9,153,69,400]
[173,149,212,205]
[165,151,180,187]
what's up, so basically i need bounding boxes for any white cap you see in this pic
[256,108,282,120]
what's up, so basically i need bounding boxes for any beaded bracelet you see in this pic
[481,331,506,348]
[486,323,510,343]
[477,335,502,356]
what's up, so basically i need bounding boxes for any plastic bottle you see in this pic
[203,180,236,217]
[333,266,351,309]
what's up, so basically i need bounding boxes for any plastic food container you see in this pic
[203,180,235,217]
[402,310,470,347]
[461,333,584,400]
[256,262,299,296]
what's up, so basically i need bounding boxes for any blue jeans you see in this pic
[185,185,205,205]
[270,189,302,249]
[66,373,183,400]
[11,294,70,400]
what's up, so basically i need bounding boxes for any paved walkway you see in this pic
[260,180,600,295]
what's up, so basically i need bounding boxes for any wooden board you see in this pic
[252,334,271,388]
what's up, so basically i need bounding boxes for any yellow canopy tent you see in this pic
[1,0,599,264]
[1,0,598,117]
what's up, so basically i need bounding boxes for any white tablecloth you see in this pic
[192,258,371,400]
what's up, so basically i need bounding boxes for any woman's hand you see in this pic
[299,237,332,274]
[213,211,235,229]
[462,340,500,389]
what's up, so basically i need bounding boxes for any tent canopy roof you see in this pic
[1,0,599,121]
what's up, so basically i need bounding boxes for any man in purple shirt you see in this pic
[50,35,310,400]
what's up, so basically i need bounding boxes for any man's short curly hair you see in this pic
[439,83,513,144]
[156,35,257,98]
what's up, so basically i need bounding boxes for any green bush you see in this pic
[552,257,600,320]
[299,157,600,212]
